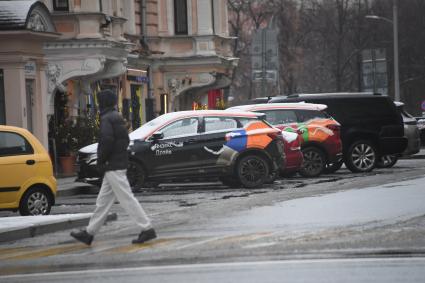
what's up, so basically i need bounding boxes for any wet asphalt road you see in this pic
[1,158,425,282]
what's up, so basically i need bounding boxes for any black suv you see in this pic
[269,93,407,173]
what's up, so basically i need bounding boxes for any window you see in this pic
[237,117,259,127]
[296,110,329,122]
[260,110,297,125]
[204,117,238,133]
[160,117,199,138]
[0,132,33,157]
[53,0,69,11]
[174,0,188,35]
[0,70,5,124]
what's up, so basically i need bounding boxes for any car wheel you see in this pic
[299,147,326,177]
[19,187,52,216]
[219,176,241,188]
[127,161,146,192]
[236,155,269,188]
[323,160,344,174]
[376,155,398,168]
[345,140,377,173]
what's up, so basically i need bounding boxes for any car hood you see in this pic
[79,143,98,154]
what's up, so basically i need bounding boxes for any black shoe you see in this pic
[70,230,93,246]
[132,228,157,244]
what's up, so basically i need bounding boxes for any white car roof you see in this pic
[80,110,265,153]
[228,102,328,112]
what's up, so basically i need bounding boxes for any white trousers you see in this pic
[86,170,152,235]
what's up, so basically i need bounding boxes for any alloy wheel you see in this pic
[376,154,398,168]
[299,147,325,177]
[237,155,268,188]
[350,143,376,172]
[27,192,49,215]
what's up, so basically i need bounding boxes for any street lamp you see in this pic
[365,0,400,102]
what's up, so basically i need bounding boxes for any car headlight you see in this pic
[87,154,97,164]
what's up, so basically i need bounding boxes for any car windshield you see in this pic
[129,113,181,141]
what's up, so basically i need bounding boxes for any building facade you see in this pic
[0,0,236,171]
[0,1,58,147]
[127,0,236,119]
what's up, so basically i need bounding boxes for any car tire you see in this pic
[236,155,269,188]
[19,187,52,216]
[376,155,398,168]
[299,146,326,177]
[219,176,241,188]
[324,160,344,174]
[127,161,146,192]
[345,140,377,173]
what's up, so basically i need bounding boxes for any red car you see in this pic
[228,103,343,177]
[280,130,303,176]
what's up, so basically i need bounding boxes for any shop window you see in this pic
[0,70,5,124]
[174,0,188,35]
[53,0,69,11]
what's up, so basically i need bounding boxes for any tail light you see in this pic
[326,124,341,137]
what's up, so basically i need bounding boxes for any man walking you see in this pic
[70,89,156,245]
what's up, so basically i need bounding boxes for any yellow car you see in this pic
[0,125,56,215]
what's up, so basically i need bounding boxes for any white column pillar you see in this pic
[4,66,26,128]
[38,63,50,149]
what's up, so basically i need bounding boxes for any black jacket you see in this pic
[97,90,129,172]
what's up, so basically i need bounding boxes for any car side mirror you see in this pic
[151,132,164,141]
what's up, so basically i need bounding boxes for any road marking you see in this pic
[243,242,278,249]
[216,232,273,244]
[0,247,32,260]
[106,238,175,254]
[175,236,226,250]
[175,232,273,250]
[4,244,88,260]
[2,257,425,279]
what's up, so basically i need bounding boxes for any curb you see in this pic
[0,213,117,243]
[57,185,99,197]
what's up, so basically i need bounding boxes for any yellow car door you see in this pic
[0,131,38,208]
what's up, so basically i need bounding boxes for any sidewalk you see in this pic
[0,213,117,242]
[0,177,105,243]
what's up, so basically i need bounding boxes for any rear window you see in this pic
[255,109,297,125]
[296,109,329,122]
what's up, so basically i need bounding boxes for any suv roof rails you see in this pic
[285,92,382,98]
